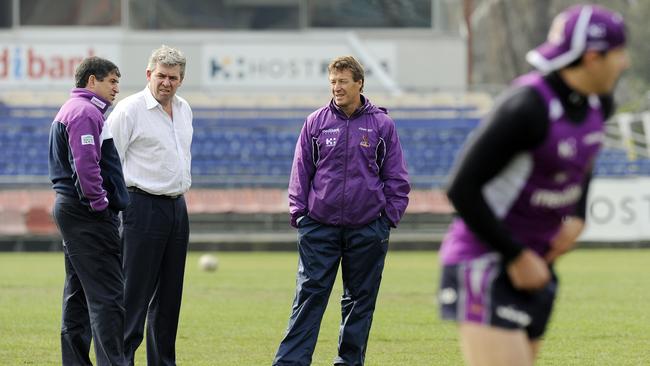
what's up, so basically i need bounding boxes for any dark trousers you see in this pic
[52,194,126,366]
[273,216,390,366]
[121,191,189,366]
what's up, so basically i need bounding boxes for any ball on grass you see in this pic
[198,254,218,272]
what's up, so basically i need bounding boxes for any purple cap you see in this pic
[526,5,626,72]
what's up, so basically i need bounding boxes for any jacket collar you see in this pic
[330,94,370,119]
[70,88,110,114]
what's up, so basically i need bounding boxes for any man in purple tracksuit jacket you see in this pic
[437,5,628,366]
[273,56,410,366]
[48,56,129,366]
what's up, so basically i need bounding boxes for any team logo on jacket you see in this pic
[326,137,337,146]
[360,135,370,147]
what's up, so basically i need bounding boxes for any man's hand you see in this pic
[507,249,551,290]
[545,217,585,263]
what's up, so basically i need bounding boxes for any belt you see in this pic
[127,186,182,200]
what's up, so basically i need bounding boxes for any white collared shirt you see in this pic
[106,86,193,196]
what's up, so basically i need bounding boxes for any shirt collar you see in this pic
[143,85,177,110]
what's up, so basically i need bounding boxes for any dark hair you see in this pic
[74,56,121,88]
[328,56,365,92]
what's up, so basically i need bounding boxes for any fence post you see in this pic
[617,113,636,160]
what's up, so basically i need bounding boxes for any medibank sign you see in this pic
[0,44,120,87]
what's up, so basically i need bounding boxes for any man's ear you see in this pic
[87,74,96,88]
[581,50,603,68]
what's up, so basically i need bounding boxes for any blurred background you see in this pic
[2,0,650,251]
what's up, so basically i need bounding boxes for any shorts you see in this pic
[438,253,557,339]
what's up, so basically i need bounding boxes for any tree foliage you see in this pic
[470,0,649,110]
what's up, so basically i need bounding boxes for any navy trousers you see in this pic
[273,216,390,366]
[52,194,126,366]
[121,191,189,366]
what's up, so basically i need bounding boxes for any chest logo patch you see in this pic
[360,135,370,147]
[557,138,577,159]
[326,137,337,147]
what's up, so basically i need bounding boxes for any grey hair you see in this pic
[147,45,186,79]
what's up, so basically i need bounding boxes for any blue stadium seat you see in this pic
[5,106,650,188]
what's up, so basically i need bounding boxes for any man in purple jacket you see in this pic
[438,5,628,366]
[273,56,410,366]
[49,56,129,366]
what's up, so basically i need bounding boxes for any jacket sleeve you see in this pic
[380,117,410,227]
[288,117,316,228]
[67,109,108,212]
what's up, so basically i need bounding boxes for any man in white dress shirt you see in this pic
[106,45,193,366]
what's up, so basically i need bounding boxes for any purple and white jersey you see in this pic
[441,72,605,264]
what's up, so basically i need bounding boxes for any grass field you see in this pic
[1,249,649,365]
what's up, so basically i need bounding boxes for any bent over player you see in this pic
[438,4,629,366]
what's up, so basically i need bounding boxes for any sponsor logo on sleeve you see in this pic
[81,135,95,145]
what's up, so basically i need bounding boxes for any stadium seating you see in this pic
[2,103,649,249]
[1,105,649,189]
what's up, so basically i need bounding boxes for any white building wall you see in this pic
[0,28,466,93]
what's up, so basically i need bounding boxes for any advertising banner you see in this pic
[0,44,120,87]
[202,42,396,89]
[581,177,650,241]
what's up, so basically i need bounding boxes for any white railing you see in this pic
[605,112,650,159]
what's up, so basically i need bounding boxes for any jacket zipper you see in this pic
[340,118,350,225]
